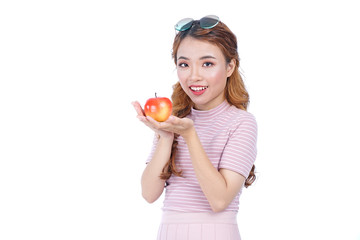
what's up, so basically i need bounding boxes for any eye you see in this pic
[178,62,188,68]
[203,62,213,67]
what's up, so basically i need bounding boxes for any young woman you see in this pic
[132,15,257,240]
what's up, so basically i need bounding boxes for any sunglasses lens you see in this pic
[175,18,194,31]
[200,15,220,29]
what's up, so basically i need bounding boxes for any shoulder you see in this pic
[220,106,258,140]
[227,105,257,127]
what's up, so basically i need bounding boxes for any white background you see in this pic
[1,0,359,239]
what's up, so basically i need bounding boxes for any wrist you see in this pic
[158,133,174,142]
[181,126,196,142]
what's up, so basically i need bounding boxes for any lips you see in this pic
[189,85,208,96]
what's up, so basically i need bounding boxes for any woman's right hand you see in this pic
[132,101,174,140]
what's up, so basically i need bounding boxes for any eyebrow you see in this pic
[177,55,216,61]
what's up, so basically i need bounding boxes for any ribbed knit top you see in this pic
[147,100,257,212]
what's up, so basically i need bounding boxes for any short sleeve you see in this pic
[219,113,257,178]
[146,134,159,164]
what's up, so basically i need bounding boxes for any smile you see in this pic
[189,86,208,96]
[190,86,208,92]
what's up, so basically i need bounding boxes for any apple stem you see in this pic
[155,92,157,98]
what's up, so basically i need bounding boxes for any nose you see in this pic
[189,65,201,82]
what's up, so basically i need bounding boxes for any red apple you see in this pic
[144,94,172,122]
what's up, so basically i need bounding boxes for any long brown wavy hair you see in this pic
[160,20,256,188]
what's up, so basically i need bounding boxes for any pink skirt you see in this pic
[157,211,241,240]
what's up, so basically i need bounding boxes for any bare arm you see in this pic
[140,135,173,203]
[132,101,174,203]
[183,127,245,212]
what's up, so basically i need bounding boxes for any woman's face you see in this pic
[176,37,235,110]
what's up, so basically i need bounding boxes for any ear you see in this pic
[226,59,236,77]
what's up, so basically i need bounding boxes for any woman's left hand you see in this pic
[146,115,195,138]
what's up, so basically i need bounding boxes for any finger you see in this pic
[137,116,159,132]
[132,101,145,116]
[137,115,147,122]
[138,116,156,127]
[145,116,168,129]
[163,116,185,129]
[165,115,178,124]
[145,116,159,126]
[131,101,142,115]
[147,116,178,134]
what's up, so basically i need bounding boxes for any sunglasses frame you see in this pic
[174,15,220,32]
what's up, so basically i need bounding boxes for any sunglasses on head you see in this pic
[174,15,220,32]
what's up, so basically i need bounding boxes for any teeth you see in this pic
[190,86,207,91]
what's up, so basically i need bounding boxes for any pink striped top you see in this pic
[146,100,257,212]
